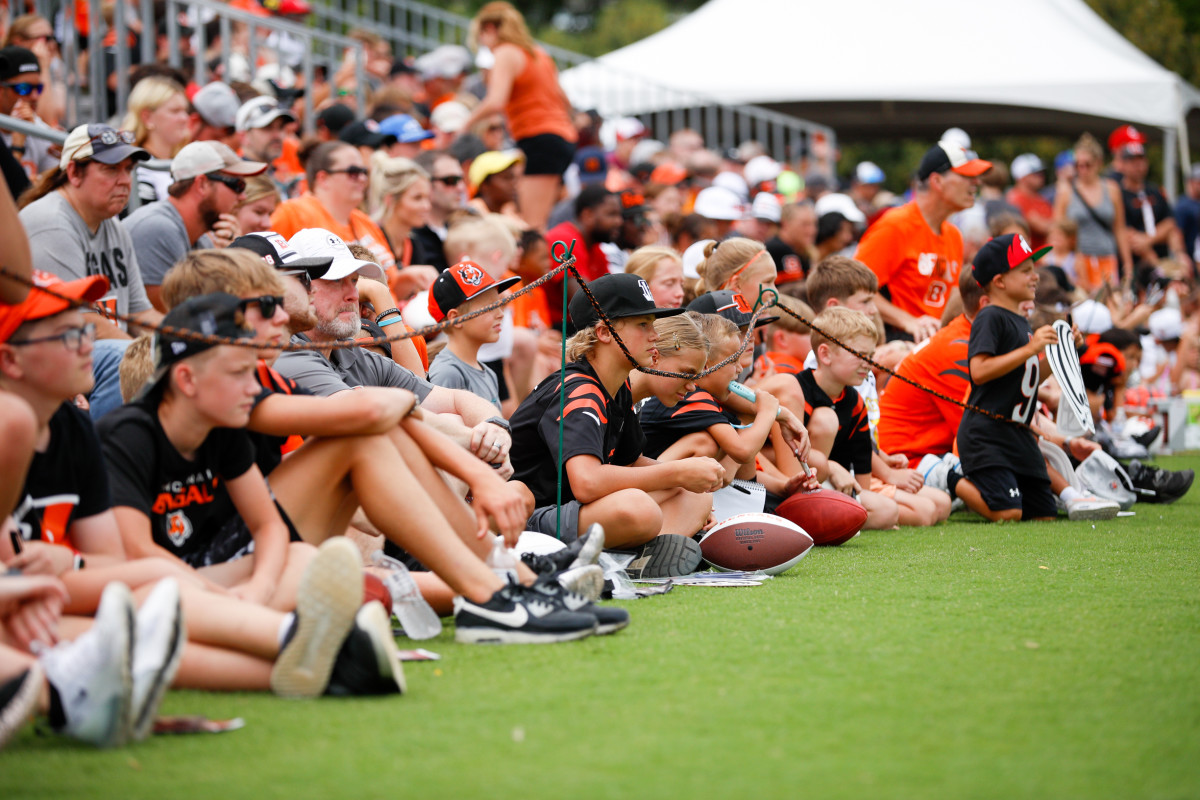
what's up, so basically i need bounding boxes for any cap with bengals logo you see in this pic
[229,232,332,278]
[568,272,686,330]
[427,261,520,322]
[972,233,1051,287]
[917,139,992,181]
[687,289,778,330]
[0,270,109,343]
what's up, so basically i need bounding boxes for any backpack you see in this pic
[1076,451,1138,510]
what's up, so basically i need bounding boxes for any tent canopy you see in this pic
[560,0,1200,144]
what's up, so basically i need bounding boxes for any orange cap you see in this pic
[0,270,109,343]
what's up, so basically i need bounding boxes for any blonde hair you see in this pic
[469,1,536,54]
[445,215,517,274]
[160,249,285,310]
[805,255,877,310]
[769,295,813,335]
[118,335,155,402]
[565,326,601,362]
[694,237,767,294]
[235,174,279,209]
[122,76,187,149]
[809,307,878,355]
[625,246,681,284]
[654,311,707,358]
[368,153,429,219]
[1075,132,1104,164]
[696,312,740,359]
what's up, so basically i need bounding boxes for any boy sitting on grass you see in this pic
[951,234,1060,521]
[426,261,520,411]
[509,273,726,578]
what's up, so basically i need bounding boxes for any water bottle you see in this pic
[487,537,519,585]
[369,552,442,640]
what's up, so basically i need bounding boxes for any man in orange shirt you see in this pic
[855,140,990,342]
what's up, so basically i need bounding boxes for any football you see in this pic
[774,488,868,546]
[699,512,814,575]
[363,572,393,615]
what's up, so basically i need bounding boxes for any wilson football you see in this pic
[699,512,814,575]
[774,488,868,546]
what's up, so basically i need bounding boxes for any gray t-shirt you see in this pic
[20,191,152,318]
[273,333,435,401]
[123,200,191,286]
[2,119,57,177]
[427,348,501,411]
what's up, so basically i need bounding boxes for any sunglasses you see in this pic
[3,82,43,96]
[89,128,136,146]
[238,295,285,318]
[206,172,246,194]
[325,166,369,179]
[433,174,463,187]
[279,269,312,290]
[9,322,96,352]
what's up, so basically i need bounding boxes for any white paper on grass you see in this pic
[1046,319,1095,435]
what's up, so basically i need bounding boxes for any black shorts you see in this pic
[965,466,1056,520]
[516,134,576,177]
[525,501,582,543]
[180,501,302,569]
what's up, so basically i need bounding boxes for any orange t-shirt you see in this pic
[503,269,548,330]
[756,351,806,376]
[876,313,972,465]
[269,195,396,272]
[500,44,576,143]
[855,201,962,321]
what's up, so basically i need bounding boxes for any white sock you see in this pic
[277,612,295,648]
[1059,486,1084,503]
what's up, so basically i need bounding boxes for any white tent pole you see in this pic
[1165,126,1178,202]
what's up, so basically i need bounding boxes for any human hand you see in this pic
[7,542,75,576]
[888,467,924,494]
[208,213,241,248]
[230,578,274,606]
[469,422,511,464]
[776,409,811,462]
[676,457,726,493]
[356,278,395,320]
[1029,325,1059,354]
[470,473,528,545]
[10,98,34,123]
[0,573,67,651]
[906,315,941,343]
[782,467,819,495]
[882,451,908,470]
[1066,437,1100,461]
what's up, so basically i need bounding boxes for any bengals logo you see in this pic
[165,510,194,548]
[458,264,484,286]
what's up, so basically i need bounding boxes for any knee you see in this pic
[512,480,536,517]
[993,508,1022,522]
[679,432,719,459]
[287,541,319,565]
[929,490,952,520]
[609,489,663,537]
[869,497,900,529]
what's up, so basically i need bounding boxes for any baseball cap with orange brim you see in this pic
[917,140,992,181]
[0,270,109,343]
[428,260,520,322]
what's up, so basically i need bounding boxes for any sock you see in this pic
[1059,486,1084,503]
[946,468,963,499]
[277,612,296,649]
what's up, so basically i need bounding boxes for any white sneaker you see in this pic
[918,454,950,492]
[40,582,135,748]
[1066,495,1121,521]
[131,578,186,741]
[556,564,604,603]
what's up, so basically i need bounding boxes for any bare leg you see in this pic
[198,542,316,611]
[173,643,272,691]
[517,174,560,231]
[858,489,900,529]
[651,486,712,537]
[955,478,1022,522]
[59,558,208,616]
[894,489,938,527]
[918,486,952,521]
[577,488,663,548]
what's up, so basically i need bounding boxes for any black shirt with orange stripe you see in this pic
[638,389,738,459]
[795,369,872,475]
[509,359,645,507]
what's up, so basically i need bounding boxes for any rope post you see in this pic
[550,239,576,541]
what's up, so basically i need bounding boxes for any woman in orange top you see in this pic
[369,154,438,303]
[463,1,577,231]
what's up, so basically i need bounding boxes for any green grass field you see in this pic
[4,456,1199,799]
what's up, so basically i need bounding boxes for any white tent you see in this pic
[560,0,1200,183]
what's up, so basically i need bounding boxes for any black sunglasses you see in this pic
[279,269,312,290]
[9,322,96,351]
[325,166,369,178]
[433,174,463,187]
[207,172,246,194]
[3,82,43,97]
[238,295,285,318]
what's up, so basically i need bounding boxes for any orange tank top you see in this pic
[502,45,577,143]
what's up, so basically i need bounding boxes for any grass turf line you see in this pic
[2,456,1197,799]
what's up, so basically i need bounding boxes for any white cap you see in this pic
[1071,299,1112,335]
[430,101,471,134]
[1149,307,1182,341]
[693,186,747,221]
[402,289,437,330]
[712,171,750,202]
[414,44,472,80]
[629,138,665,165]
[612,117,646,142]
[751,192,781,223]
[287,228,385,281]
[192,81,240,129]
[171,141,268,181]
[814,192,866,224]
[236,95,296,132]
[681,239,715,280]
[743,155,782,187]
[941,127,971,150]
[1011,153,1046,181]
[855,161,885,185]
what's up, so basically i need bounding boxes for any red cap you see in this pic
[1108,124,1146,154]
[649,162,687,186]
[427,261,520,322]
[0,270,109,343]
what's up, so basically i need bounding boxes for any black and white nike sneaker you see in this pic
[527,577,630,636]
[453,583,597,644]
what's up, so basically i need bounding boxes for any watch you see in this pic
[484,415,511,432]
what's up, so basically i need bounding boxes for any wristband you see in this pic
[377,316,406,328]
[11,145,25,154]
[73,553,85,570]
[483,415,511,432]
[376,307,401,321]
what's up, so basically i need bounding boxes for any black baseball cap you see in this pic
[568,273,685,329]
[133,293,254,402]
[0,46,39,81]
[428,260,520,322]
[339,119,394,149]
[917,140,992,181]
[317,103,355,137]
[229,232,332,278]
[688,290,778,329]
[972,233,1051,287]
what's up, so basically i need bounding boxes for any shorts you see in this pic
[868,476,897,499]
[179,501,301,569]
[525,501,581,542]
[964,466,1056,520]
[516,134,576,177]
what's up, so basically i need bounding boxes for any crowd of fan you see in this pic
[0,0,1196,753]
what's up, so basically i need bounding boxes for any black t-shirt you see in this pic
[1122,184,1173,258]
[765,235,807,283]
[957,305,1046,475]
[509,360,645,507]
[12,403,111,547]
[98,402,256,561]
[795,369,872,474]
[411,226,449,273]
[638,389,738,459]
[250,360,312,477]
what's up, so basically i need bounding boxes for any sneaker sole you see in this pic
[569,524,606,570]
[109,585,136,748]
[625,535,703,579]
[0,662,43,751]
[132,590,187,741]
[357,601,406,695]
[595,616,630,636]
[271,539,363,698]
[454,623,596,645]
[557,565,604,603]
[1068,506,1121,521]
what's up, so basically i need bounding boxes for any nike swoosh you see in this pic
[465,603,528,628]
